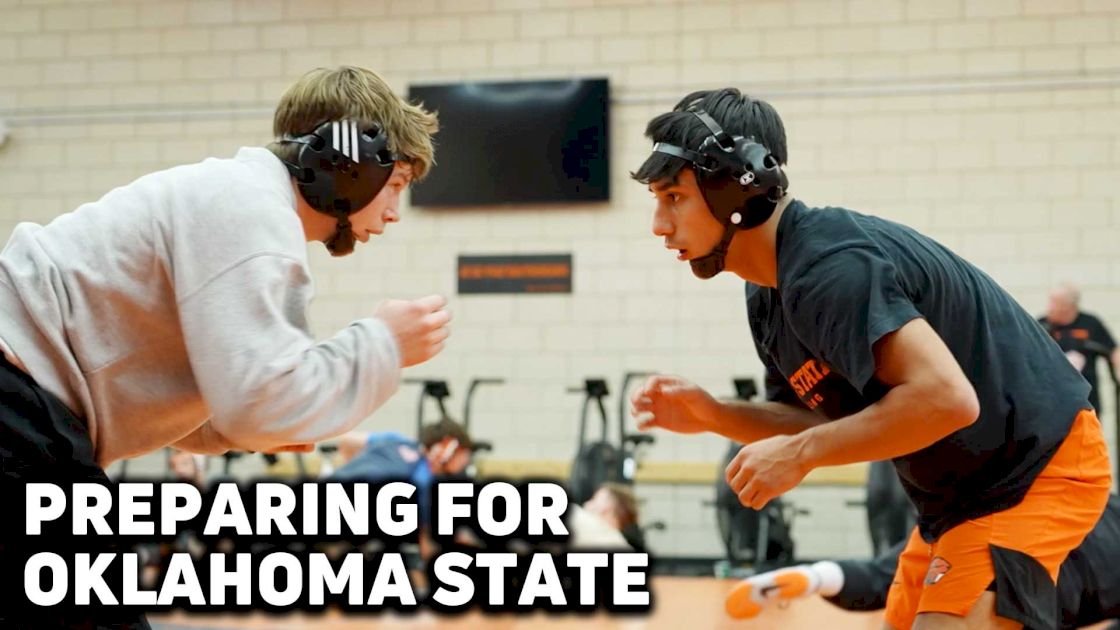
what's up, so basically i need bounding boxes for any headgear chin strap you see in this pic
[281,119,398,256]
[689,223,738,279]
[650,109,788,278]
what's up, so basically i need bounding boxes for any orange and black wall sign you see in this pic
[457,254,573,294]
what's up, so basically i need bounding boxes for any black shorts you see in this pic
[0,354,150,629]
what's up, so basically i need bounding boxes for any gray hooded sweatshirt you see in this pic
[0,147,400,467]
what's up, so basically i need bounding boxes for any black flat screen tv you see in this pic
[408,78,609,206]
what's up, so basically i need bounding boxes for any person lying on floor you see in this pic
[727,494,1120,629]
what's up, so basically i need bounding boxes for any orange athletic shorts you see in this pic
[884,408,1112,630]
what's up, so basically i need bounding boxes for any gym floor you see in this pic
[149,576,883,629]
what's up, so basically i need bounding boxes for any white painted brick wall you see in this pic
[1,0,1118,561]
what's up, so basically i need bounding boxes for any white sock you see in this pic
[811,561,846,597]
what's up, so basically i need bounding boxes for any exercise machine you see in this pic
[713,377,800,578]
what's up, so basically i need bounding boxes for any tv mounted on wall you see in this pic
[408,78,610,207]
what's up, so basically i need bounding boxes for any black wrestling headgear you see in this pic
[281,119,398,255]
[650,109,788,278]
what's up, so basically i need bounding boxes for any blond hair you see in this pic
[269,66,438,180]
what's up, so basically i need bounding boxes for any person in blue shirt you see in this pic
[332,417,473,517]
[330,420,641,555]
[330,417,473,560]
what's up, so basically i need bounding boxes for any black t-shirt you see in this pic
[1039,312,1116,412]
[747,200,1090,542]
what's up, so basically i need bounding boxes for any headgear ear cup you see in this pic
[648,109,789,278]
[281,119,398,255]
[680,113,787,229]
[292,119,396,213]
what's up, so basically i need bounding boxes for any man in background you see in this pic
[333,418,474,512]
[332,422,638,552]
[331,417,474,560]
[1041,282,1120,413]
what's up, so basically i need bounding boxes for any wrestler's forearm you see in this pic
[792,380,976,468]
[705,399,830,444]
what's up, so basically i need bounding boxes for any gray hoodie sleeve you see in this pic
[176,252,400,452]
